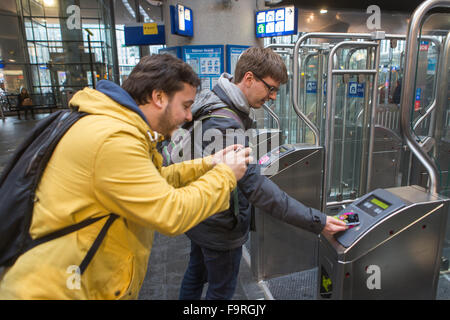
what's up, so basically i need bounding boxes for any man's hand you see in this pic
[321,216,348,237]
[211,145,242,166]
[212,145,253,181]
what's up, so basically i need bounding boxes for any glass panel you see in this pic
[21,0,31,16]
[14,0,117,100]
[269,52,291,145]
[115,25,140,83]
[409,13,449,196]
[30,0,44,16]
[28,43,37,64]
[409,12,450,292]
[411,38,440,137]
[328,47,374,201]
[35,42,50,64]
[300,52,319,144]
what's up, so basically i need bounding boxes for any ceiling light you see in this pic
[320,9,328,14]
[43,0,55,6]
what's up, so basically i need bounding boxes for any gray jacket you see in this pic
[185,74,327,250]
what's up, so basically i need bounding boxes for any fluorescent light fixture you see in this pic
[43,0,55,6]
[320,9,328,14]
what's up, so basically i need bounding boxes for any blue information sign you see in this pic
[348,82,365,98]
[226,45,249,74]
[306,81,317,94]
[256,6,298,38]
[183,45,224,90]
[124,24,165,46]
[170,4,193,37]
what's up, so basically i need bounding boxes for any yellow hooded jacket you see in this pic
[0,84,237,299]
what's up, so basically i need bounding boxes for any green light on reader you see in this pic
[370,197,389,210]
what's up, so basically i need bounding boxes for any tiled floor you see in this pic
[0,114,47,173]
[137,232,258,300]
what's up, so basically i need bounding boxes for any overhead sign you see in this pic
[143,23,158,35]
[255,6,298,38]
[170,4,194,37]
[124,24,165,46]
[183,45,224,90]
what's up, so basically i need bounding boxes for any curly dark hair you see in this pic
[122,54,200,105]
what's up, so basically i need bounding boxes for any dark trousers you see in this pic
[18,106,35,120]
[179,241,242,300]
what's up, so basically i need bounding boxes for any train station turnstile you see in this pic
[250,143,323,280]
[318,186,449,299]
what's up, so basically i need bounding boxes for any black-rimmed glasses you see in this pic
[253,73,279,95]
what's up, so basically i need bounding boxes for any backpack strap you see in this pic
[24,214,118,275]
[209,108,245,130]
[78,214,119,274]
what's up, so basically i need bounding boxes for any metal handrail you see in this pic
[323,40,380,211]
[400,0,450,194]
[293,33,375,146]
[412,36,442,132]
[262,102,281,131]
[433,32,450,161]
[292,32,441,147]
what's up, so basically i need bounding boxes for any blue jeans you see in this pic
[179,241,242,300]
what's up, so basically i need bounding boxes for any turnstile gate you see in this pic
[318,186,449,299]
[251,143,323,280]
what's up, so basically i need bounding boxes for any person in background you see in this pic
[17,87,35,120]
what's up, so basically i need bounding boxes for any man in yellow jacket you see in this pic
[0,54,251,299]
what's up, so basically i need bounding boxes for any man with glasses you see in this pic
[178,47,347,300]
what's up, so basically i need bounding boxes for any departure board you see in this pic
[255,6,298,38]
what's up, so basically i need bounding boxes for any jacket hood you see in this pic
[69,80,161,140]
[191,73,250,119]
[217,73,251,114]
[96,80,149,126]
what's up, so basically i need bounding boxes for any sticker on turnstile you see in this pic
[320,266,333,299]
[258,155,270,165]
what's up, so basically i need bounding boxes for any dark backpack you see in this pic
[0,110,117,274]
